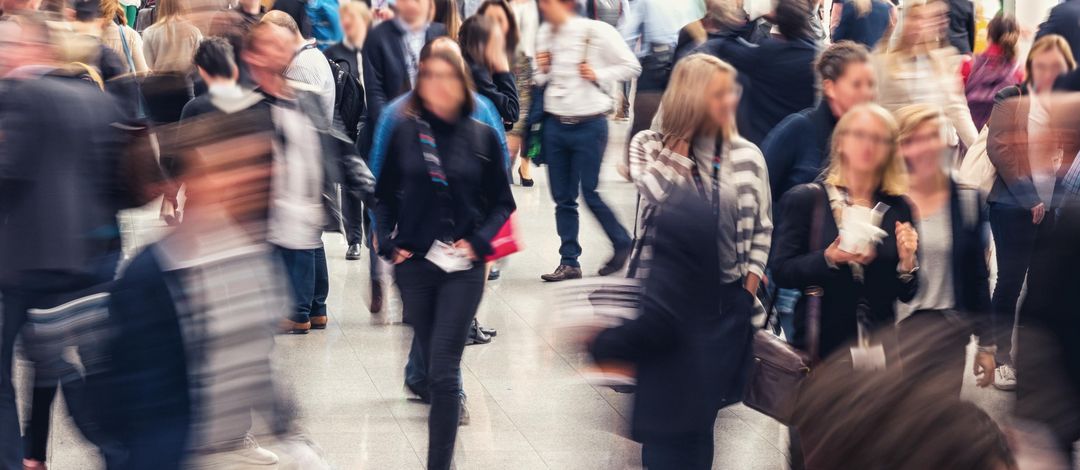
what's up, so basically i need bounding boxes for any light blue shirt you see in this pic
[619,0,703,55]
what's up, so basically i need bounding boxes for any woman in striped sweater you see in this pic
[627,54,773,309]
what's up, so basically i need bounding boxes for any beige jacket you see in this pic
[100,22,149,73]
[873,47,978,148]
[142,19,203,73]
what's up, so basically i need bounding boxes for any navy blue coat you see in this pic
[361,20,448,130]
[760,102,838,209]
[1038,0,1080,63]
[831,0,892,49]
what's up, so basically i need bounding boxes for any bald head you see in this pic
[260,10,303,43]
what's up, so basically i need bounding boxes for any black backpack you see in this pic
[328,58,366,141]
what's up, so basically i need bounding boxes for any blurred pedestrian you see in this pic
[770,103,919,360]
[326,1,374,261]
[362,0,449,310]
[873,0,977,149]
[478,0,534,186]
[944,0,974,56]
[0,14,143,469]
[697,0,820,146]
[181,37,247,120]
[308,0,343,50]
[534,0,641,282]
[588,188,756,470]
[830,0,895,50]
[141,0,202,73]
[263,11,336,126]
[761,40,875,338]
[963,13,1022,130]
[372,45,515,470]
[1036,0,1080,64]
[458,15,518,128]
[893,104,995,396]
[627,54,771,305]
[984,34,1076,391]
[434,0,460,40]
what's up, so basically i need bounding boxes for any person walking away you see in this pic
[696,0,820,146]
[962,13,1022,130]
[831,0,895,50]
[181,37,250,120]
[534,0,641,282]
[140,0,201,74]
[373,47,515,470]
[760,40,875,338]
[893,104,996,397]
[362,0,448,311]
[984,35,1076,391]
[872,0,978,150]
[627,54,771,309]
[588,189,757,470]
[326,1,374,261]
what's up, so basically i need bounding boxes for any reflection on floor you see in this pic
[28,124,1014,469]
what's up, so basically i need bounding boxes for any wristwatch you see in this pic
[897,263,919,282]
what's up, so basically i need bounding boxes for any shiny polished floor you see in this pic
[26,122,1015,469]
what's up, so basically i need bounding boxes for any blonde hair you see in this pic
[891,0,947,53]
[893,103,944,142]
[825,103,907,195]
[155,0,188,21]
[1026,34,1077,86]
[340,1,373,32]
[659,54,738,141]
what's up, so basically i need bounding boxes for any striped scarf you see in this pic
[415,116,456,241]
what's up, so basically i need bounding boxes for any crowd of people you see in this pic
[2,0,1080,468]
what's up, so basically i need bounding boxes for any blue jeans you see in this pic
[544,115,631,267]
[277,245,329,323]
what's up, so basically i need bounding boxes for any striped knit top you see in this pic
[629,130,774,282]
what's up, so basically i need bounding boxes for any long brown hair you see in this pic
[408,45,476,117]
[458,15,496,71]
[100,0,127,27]
[476,0,519,58]
[433,0,460,41]
[155,0,189,22]
[987,13,1020,62]
[658,54,739,142]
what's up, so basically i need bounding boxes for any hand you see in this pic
[824,238,876,266]
[374,7,395,21]
[536,52,551,73]
[744,273,761,296]
[453,239,478,261]
[973,350,996,388]
[579,62,597,82]
[392,248,413,265]
[487,34,510,73]
[895,221,918,272]
[1032,202,1047,225]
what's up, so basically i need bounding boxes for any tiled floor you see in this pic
[29,122,1017,469]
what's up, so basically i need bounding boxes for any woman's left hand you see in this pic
[895,221,919,272]
[453,239,478,261]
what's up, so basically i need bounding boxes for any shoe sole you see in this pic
[541,276,582,282]
[345,255,361,260]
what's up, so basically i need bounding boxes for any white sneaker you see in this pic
[994,364,1017,391]
[194,435,279,468]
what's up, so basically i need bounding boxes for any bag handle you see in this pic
[804,183,827,361]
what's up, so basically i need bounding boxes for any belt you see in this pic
[550,113,606,126]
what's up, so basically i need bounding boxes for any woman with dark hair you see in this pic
[458,15,519,129]
[483,0,537,185]
[433,0,461,39]
[963,13,1023,129]
[476,0,519,58]
[373,46,515,470]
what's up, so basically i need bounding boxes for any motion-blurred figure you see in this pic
[962,13,1022,130]
[588,190,756,470]
[985,35,1076,391]
[0,14,148,470]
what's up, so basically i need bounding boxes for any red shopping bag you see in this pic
[486,212,521,261]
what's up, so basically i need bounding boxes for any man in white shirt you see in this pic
[534,0,641,282]
[262,11,337,127]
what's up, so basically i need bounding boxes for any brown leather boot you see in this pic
[278,318,311,334]
[310,316,328,329]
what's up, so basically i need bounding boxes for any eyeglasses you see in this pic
[841,129,893,147]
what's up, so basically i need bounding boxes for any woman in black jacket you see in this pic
[893,104,995,396]
[373,47,515,470]
[457,14,519,129]
[770,103,919,359]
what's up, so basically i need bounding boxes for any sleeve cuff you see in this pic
[466,234,493,259]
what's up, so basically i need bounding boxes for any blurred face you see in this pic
[703,72,739,132]
[417,58,466,115]
[900,120,945,176]
[1030,49,1070,93]
[838,111,894,176]
[243,26,293,89]
[341,10,369,45]
[0,22,51,76]
[396,0,428,25]
[903,3,947,46]
[824,61,876,116]
[483,5,510,36]
[538,0,571,24]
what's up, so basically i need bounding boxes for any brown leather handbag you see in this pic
[743,185,825,425]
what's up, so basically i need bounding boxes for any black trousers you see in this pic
[641,429,714,470]
[394,259,485,470]
[989,203,1040,365]
[342,184,366,246]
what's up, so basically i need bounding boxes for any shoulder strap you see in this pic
[805,183,826,360]
[117,23,136,74]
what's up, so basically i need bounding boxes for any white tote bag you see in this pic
[958,125,997,194]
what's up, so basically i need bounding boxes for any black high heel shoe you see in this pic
[518,168,534,187]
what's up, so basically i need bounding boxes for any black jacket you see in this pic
[324,41,362,80]
[0,76,127,284]
[271,0,312,38]
[943,181,993,343]
[589,190,755,441]
[374,110,515,259]
[1038,0,1080,63]
[769,184,918,358]
[697,36,819,146]
[362,21,448,128]
[946,0,975,55]
[760,102,837,208]
[832,0,892,49]
[467,61,518,130]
